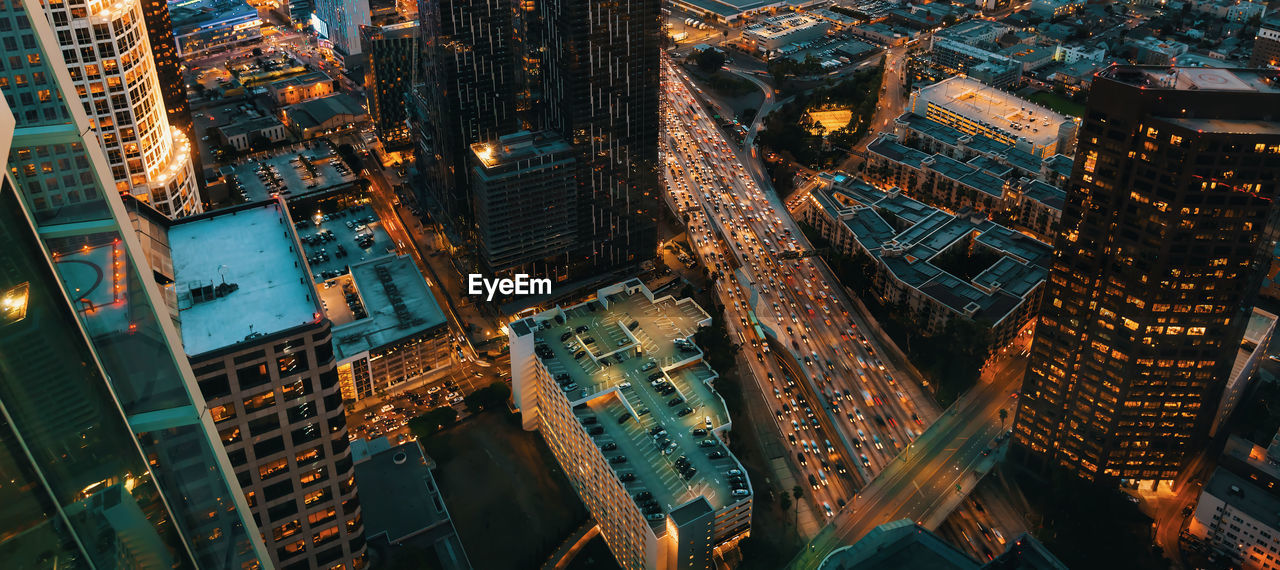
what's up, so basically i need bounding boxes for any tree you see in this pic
[779,493,792,521]
[692,48,727,74]
[464,381,511,413]
[252,46,264,57]
[999,408,1008,429]
[407,407,458,439]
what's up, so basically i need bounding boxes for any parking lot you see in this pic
[229,140,358,203]
[293,204,396,282]
[532,287,749,524]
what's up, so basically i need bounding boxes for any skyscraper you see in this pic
[363,21,419,150]
[139,0,192,137]
[36,0,202,218]
[1014,66,1280,484]
[414,0,519,241]
[540,0,661,274]
[414,0,659,278]
[0,0,270,565]
[0,95,201,570]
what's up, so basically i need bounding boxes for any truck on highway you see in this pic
[862,390,873,406]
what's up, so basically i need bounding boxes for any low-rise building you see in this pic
[742,13,831,52]
[218,115,290,151]
[328,255,451,404]
[1029,0,1085,19]
[351,438,471,568]
[267,71,339,106]
[282,94,369,139]
[849,22,911,46]
[1189,435,1280,568]
[170,0,263,57]
[798,177,1052,351]
[907,76,1078,158]
[508,280,753,569]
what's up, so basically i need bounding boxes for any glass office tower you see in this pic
[0,0,269,566]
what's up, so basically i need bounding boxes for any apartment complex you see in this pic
[330,255,450,403]
[798,176,1052,351]
[1,2,270,564]
[35,0,201,217]
[930,38,1023,89]
[907,76,1078,159]
[508,281,752,569]
[1015,66,1280,484]
[866,113,1075,242]
[362,21,419,149]
[469,130,578,281]
[156,199,368,570]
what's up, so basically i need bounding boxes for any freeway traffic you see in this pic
[661,56,943,526]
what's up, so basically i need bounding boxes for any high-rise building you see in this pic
[1014,66,1280,484]
[315,0,371,63]
[469,130,577,281]
[1250,15,1280,69]
[362,21,418,149]
[35,0,202,217]
[139,0,191,136]
[149,199,369,570]
[0,95,202,570]
[414,0,519,240]
[0,0,269,564]
[541,0,661,274]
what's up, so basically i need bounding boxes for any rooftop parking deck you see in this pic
[526,284,748,517]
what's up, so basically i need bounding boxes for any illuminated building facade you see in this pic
[541,0,661,275]
[362,22,418,150]
[413,0,519,241]
[508,281,752,570]
[1,1,269,565]
[140,0,190,135]
[1015,66,1280,484]
[1250,16,1280,69]
[39,0,201,217]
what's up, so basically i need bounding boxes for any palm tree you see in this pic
[998,408,1008,429]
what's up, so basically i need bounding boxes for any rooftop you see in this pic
[352,438,461,546]
[170,0,259,29]
[471,130,573,169]
[815,179,1052,323]
[1100,65,1280,93]
[1204,466,1280,529]
[171,200,319,356]
[512,281,749,521]
[332,255,447,361]
[911,76,1075,148]
[283,93,367,130]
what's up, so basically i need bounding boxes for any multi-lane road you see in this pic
[661,52,1035,565]
[662,55,951,527]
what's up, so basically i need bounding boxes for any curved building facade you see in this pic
[41,0,200,218]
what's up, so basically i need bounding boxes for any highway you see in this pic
[662,55,947,529]
[662,51,1038,565]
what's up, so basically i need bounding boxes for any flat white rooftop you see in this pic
[172,200,318,356]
